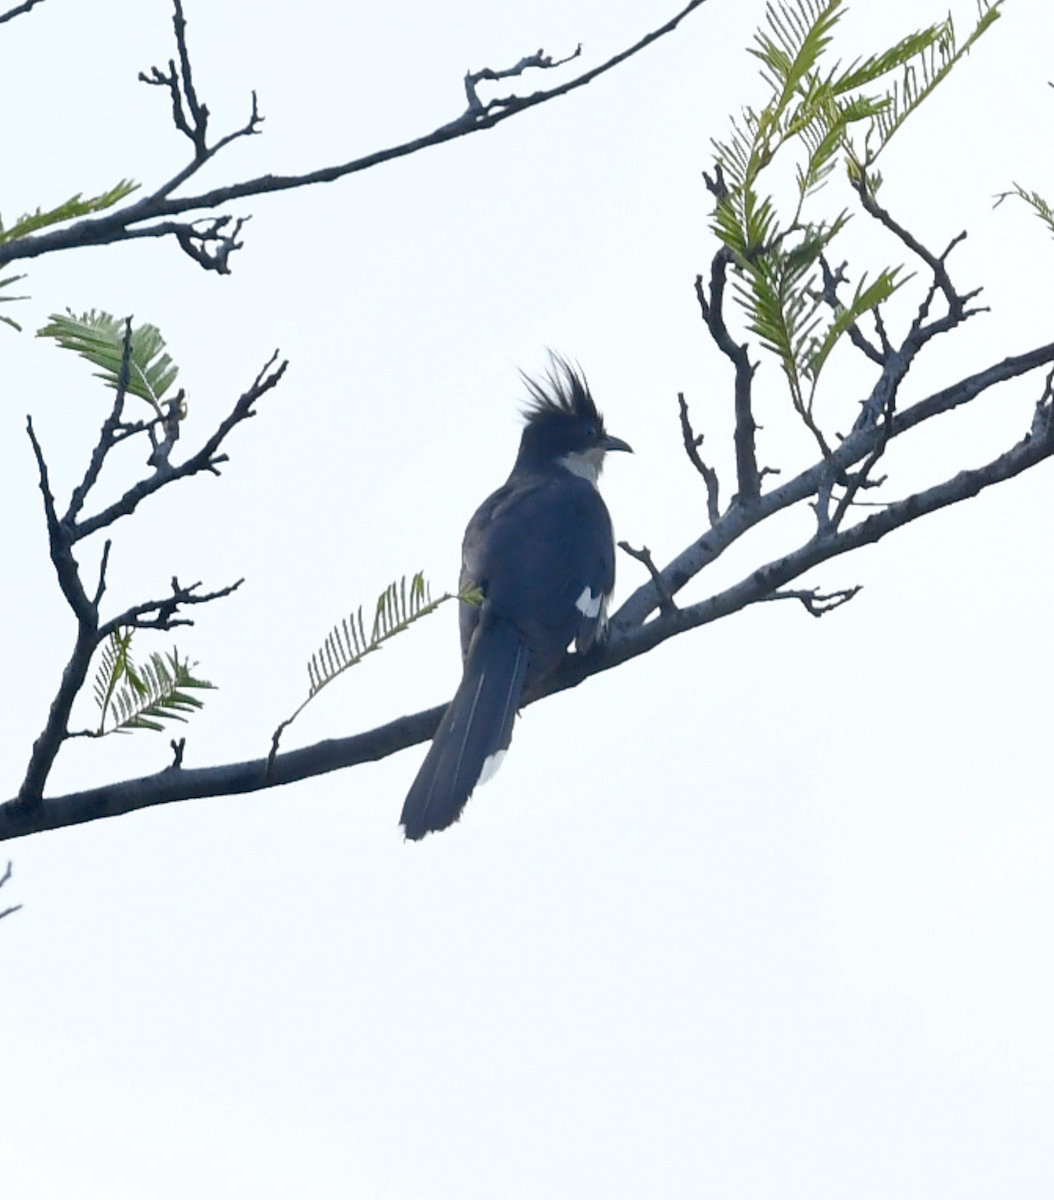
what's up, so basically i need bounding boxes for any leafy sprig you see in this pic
[854,2,1003,172]
[92,629,214,735]
[995,183,1054,241]
[269,573,478,759]
[37,309,179,416]
[0,271,28,331]
[0,180,138,246]
[709,0,1001,449]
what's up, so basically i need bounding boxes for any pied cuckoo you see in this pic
[401,356,631,839]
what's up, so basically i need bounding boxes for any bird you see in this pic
[400,355,632,840]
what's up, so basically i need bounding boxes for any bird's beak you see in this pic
[602,434,633,454]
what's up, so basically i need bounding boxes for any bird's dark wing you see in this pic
[460,471,615,678]
[404,471,616,840]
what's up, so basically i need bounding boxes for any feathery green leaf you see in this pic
[93,630,214,736]
[0,271,28,331]
[995,184,1054,240]
[707,0,1002,451]
[270,573,467,754]
[805,267,906,381]
[308,572,453,697]
[37,309,179,415]
[854,1,1003,168]
[0,180,138,245]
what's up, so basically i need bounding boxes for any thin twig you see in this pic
[464,45,582,115]
[760,586,862,617]
[0,860,21,919]
[617,542,677,616]
[72,353,286,541]
[695,251,760,503]
[99,577,244,639]
[817,256,885,365]
[677,392,720,525]
[169,738,186,769]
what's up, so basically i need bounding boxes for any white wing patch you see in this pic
[575,586,604,619]
[479,749,507,786]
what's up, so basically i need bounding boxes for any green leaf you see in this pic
[0,271,28,331]
[995,184,1054,241]
[854,1,1003,168]
[307,572,456,698]
[829,28,944,95]
[0,180,138,245]
[93,630,214,736]
[749,0,844,117]
[270,573,465,754]
[706,0,1003,454]
[805,267,906,381]
[37,309,179,415]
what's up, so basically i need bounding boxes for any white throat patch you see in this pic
[556,447,604,485]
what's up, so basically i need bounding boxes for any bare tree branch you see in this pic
[463,45,583,116]
[694,248,760,503]
[16,354,286,805]
[0,860,21,919]
[0,0,711,271]
[760,586,863,617]
[4,372,1053,844]
[0,0,46,26]
[98,578,245,639]
[677,392,721,525]
[615,334,1054,633]
[4,0,1052,849]
[72,352,286,541]
[618,542,677,617]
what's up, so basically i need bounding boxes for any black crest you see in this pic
[516,355,610,467]
[520,353,602,429]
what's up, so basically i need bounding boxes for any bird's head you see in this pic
[516,355,632,482]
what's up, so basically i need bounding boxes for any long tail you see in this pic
[401,620,529,840]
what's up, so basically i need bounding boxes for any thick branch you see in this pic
[5,384,1054,841]
[615,340,1054,630]
[0,706,447,839]
[557,396,1054,689]
[18,619,99,805]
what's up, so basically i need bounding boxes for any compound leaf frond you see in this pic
[0,180,138,246]
[93,630,213,736]
[307,573,455,698]
[37,309,179,414]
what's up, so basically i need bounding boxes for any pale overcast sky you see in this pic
[3,0,1054,1196]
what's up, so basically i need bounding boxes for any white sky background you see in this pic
[2,0,1054,1194]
